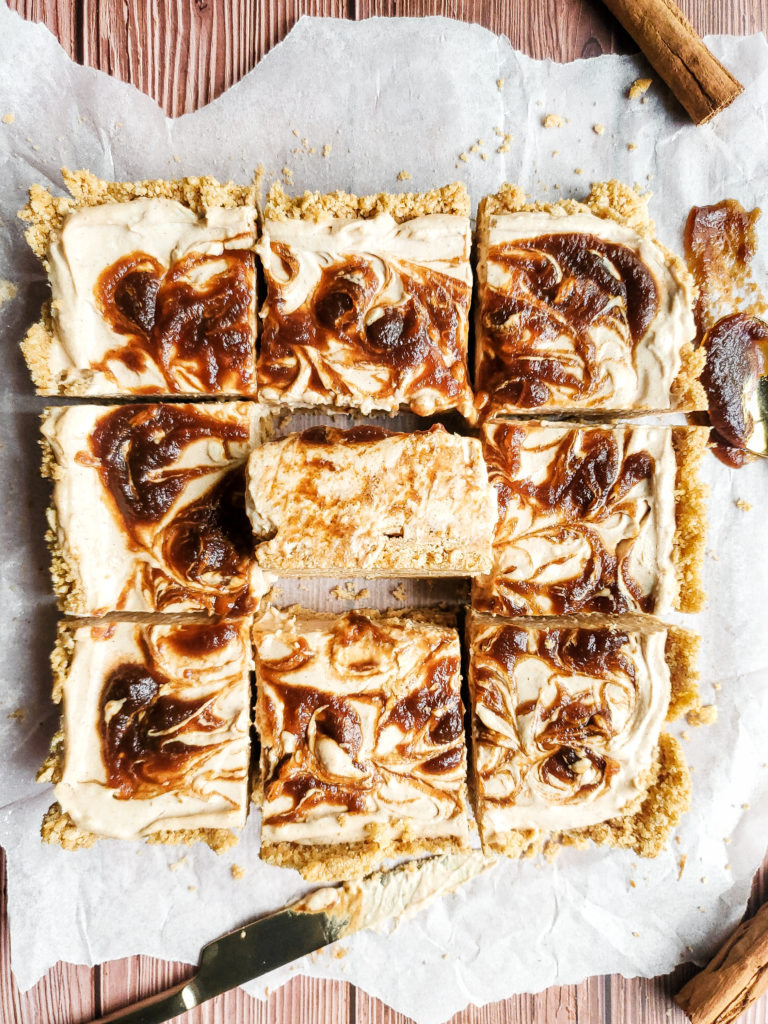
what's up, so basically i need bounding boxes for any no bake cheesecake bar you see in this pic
[21,170,258,396]
[466,613,698,858]
[40,618,253,850]
[256,183,476,420]
[252,606,471,880]
[42,401,272,616]
[245,424,497,576]
[474,182,706,417]
[472,421,709,616]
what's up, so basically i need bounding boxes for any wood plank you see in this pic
[0,850,96,1024]
[6,0,78,58]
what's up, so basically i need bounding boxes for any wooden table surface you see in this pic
[2,1,767,1022]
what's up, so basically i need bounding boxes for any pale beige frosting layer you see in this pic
[253,607,470,847]
[469,618,670,834]
[256,213,473,417]
[473,422,678,615]
[246,426,497,575]
[55,620,253,840]
[47,198,256,394]
[477,209,696,411]
[42,401,272,615]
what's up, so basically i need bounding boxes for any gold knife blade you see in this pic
[88,852,493,1024]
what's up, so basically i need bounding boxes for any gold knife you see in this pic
[90,852,493,1024]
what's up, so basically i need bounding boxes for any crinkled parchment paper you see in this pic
[1,6,767,1022]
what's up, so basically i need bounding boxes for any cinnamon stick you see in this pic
[599,0,743,125]
[675,902,768,1024]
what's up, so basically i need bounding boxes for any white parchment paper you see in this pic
[1,6,768,1022]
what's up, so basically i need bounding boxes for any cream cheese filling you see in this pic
[246,429,497,574]
[47,199,256,393]
[478,209,695,409]
[54,621,252,840]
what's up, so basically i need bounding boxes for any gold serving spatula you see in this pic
[89,852,493,1024]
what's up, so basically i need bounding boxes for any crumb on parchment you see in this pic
[391,583,407,602]
[322,144,332,158]
[496,78,505,91]
[2,113,14,124]
[687,705,718,727]
[397,170,412,181]
[735,499,752,511]
[7,707,26,722]
[543,114,563,128]
[281,166,293,184]
[169,856,188,871]
[678,854,687,880]
[593,123,605,135]
[629,77,652,100]
[627,142,637,151]
[231,864,245,880]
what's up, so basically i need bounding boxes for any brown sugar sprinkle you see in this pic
[629,78,652,100]
[686,705,718,727]
[543,114,563,128]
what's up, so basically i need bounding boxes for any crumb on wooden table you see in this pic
[543,113,563,128]
[687,705,718,727]
[629,77,652,100]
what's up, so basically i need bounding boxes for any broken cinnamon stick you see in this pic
[675,901,768,1024]
[599,0,743,124]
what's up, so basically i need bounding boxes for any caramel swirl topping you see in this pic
[89,404,254,613]
[257,239,474,417]
[99,625,239,800]
[255,612,466,831]
[94,248,256,394]
[474,422,662,616]
[477,232,659,410]
[470,622,659,823]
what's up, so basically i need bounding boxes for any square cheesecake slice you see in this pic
[40,618,253,850]
[255,183,475,420]
[466,613,699,859]
[472,421,708,616]
[246,424,497,576]
[42,401,272,616]
[252,606,471,880]
[474,181,706,417]
[21,170,258,397]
